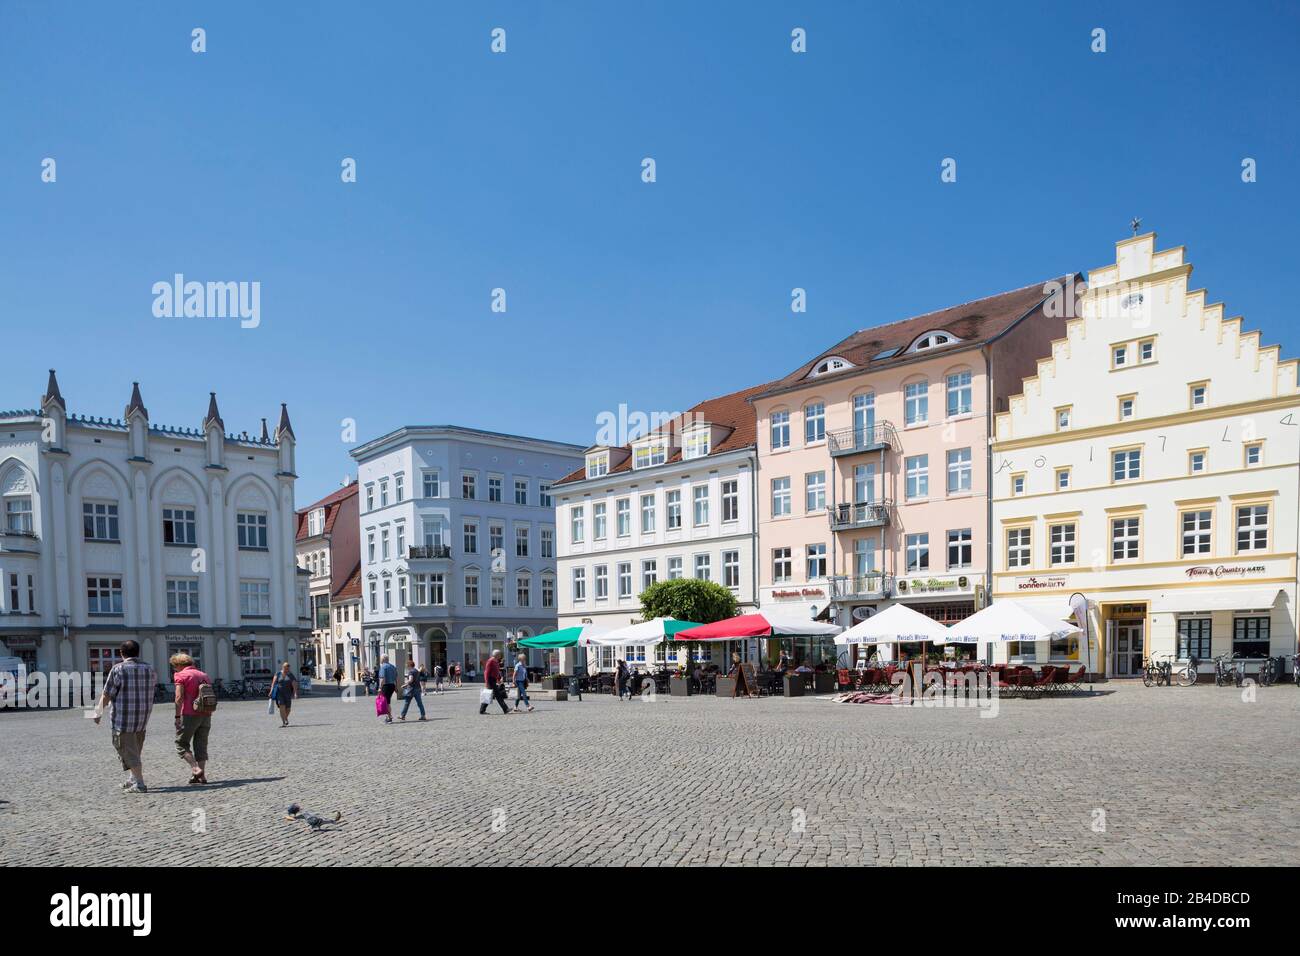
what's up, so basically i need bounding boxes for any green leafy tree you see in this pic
[639,578,738,674]
[639,578,738,626]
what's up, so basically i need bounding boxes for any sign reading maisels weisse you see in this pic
[1185,564,1268,579]
[1015,575,1067,591]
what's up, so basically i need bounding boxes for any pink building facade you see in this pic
[752,278,1076,663]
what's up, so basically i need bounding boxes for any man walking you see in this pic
[432,661,444,694]
[479,649,510,715]
[377,655,398,723]
[170,652,213,785]
[512,653,534,713]
[399,658,427,721]
[92,640,156,794]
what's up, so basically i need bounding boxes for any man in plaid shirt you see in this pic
[93,640,157,793]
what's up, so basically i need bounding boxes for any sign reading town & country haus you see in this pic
[1185,564,1268,579]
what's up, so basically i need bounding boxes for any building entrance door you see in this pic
[1112,623,1144,676]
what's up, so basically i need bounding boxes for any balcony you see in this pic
[828,500,892,531]
[408,545,452,560]
[827,423,895,458]
[829,572,894,602]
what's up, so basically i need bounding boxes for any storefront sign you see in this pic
[1185,564,1267,579]
[896,575,970,595]
[772,588,825,599]
[851,606,874,622]
[1015,575,1067,591]
[0,636,40,649]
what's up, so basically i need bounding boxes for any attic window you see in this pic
[908,331,960,353]
[872,347,901,361]
[585,453,609,479]
[808,356,854,378]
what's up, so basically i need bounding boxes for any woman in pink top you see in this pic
[170,653,212,785]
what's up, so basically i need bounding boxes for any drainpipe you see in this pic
[982,343,995,664]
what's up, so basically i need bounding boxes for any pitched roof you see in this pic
[333,561,362,601]
[554,381,775,485]
[758,276,1072,397]
[295,481,358,541]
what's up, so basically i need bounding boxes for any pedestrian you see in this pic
[433,662,444,694]
[479,649,511,715]
[170,652,214,784]
[333,666,344,688]
[92,639,156,794]
[377,655,398,723]
[512,654,534,713]
[453,662,462,687]
[270,661,298,727]
[399,659,427,721]
[616,658,630,700]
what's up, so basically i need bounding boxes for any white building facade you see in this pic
[991,234,1300,676]
[0,371,308,682]
[349,426,583,676]
[553,385,764,672]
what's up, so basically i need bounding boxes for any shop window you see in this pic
[1177,618,1212,660]
[1232,617,1270,658]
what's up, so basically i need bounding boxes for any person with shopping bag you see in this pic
[399,659,427,721]
[478,649,511,715]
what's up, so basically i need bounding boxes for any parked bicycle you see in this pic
[1141,656,1172,687]
[1213,654,1243,687]
[1294,655,1300,687]
[1257,656,1277,688]
[215,678,247,700]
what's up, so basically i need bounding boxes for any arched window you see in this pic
[808,356,854,377]
[907,330,962,353]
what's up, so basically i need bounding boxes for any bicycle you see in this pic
[1257,656,1277,688]
[1213,654,1243,687]
[1294,655,1300,687]
[1174,655,1200,687]
[1142,656,1172,687]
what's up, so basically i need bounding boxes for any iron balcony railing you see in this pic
[829,572,894,601]
[828,500,892,531]
[827,422,896,457]
[408,544,452,560]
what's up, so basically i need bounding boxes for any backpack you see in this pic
[194,681,218,714]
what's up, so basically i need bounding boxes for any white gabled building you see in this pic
[349,426,583,677]
[553,384,767,672]
[0,371,308,682]
[991,234,1300,677]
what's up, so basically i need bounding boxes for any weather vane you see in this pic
[1130,217,1142,236]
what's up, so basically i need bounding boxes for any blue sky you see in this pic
[3,0,1298,505]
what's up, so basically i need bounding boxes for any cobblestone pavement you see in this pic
[1,680,1297,866]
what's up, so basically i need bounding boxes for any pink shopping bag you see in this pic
[375,693,390,717]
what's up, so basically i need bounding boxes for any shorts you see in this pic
[112,730,146,771]
[175,714,212,762]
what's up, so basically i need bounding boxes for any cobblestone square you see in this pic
[1,681,1296,866]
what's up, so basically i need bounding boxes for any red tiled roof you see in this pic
[295,481,358,541]
[758,276,1073,396]
[333,561,362,601]
[555,381,776,485]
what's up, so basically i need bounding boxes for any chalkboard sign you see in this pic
[737,661,758,695]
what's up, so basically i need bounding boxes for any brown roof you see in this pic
[295,481,359,541]
[332,561,362,601]
[759,276,1073,396]
[554,381,775,485]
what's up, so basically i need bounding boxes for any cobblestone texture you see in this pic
[1,681,1296,866]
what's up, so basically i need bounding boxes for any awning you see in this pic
[1153,588,1282,614]
[1009,598,1075,621]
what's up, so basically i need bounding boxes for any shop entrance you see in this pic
[1111,622,1144,676]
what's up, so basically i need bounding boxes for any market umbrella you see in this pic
[834,603,950,645]
[673,612,842,640]
[944,600,1081,644]
[587,617,704,646]
[516,625,604,649]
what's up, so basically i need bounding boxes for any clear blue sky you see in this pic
[3,0,1297,505]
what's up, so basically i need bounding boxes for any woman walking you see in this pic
[270,661,298,727]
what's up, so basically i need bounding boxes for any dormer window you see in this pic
[908,331,960,353]
[808,356,854,378]
[585,453,609,479]
[633,441,668,470]
[683,430,710,460]
[307,508,325,537]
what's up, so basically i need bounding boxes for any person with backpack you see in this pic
[512,653,534,712]
[432,662,445,694]
[170,652,214,785]
[270,661,298,727]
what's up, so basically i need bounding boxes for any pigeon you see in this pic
[284,803,343,830]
